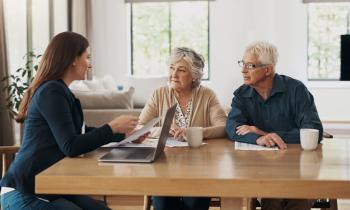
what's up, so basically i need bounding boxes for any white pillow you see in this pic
[69,81,90,91]
[127,76,168,108]
[73,87,135,109]
[82,79,105,91]
[100,75,117,90]
[69,75,117,91]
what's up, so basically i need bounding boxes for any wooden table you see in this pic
[35,138,350,209]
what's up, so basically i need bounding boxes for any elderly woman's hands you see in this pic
[170,126,186,141]
[108,115,138,134]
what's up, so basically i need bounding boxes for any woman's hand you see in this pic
[170,126,186,141]
[129,131,150,144]
[108,115,138,134]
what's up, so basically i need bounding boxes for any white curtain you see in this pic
[71,0,93,80]
[0,0,15,146]
[72,0,87,37]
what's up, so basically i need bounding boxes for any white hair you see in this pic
[245,41,278,69]
[168,47,204,88]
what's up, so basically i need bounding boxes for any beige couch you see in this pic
[83,109,141,127]
[71,86,143,126]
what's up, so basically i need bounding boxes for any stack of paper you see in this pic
[234,141,278,151]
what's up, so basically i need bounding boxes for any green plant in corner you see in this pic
[1,51,41,118]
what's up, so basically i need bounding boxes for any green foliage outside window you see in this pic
[131,1,209,79]
[308,3,350,80]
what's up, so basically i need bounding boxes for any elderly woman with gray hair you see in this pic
[139,47,227,210]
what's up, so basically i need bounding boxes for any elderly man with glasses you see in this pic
[225,41,323,210]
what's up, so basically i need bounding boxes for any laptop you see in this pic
[99,105,176,163]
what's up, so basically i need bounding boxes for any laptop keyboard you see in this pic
[126,148,154,159]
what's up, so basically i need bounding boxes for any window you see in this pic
[308,3,350,80]
[4,0,69,76]
[130,1,210,79]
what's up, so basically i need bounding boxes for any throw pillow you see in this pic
[73,87,135,109]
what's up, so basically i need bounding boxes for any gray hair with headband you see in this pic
[168,47,204,88]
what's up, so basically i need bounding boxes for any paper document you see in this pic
[234,141,278,151]
[166,138,207,148]
[102,117,162,147]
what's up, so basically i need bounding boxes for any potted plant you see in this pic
[1,51,41,118]
[2,52,41,143]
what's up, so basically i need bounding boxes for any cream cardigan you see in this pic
[139,85,227,139]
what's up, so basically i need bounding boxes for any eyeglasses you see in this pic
[238,60,269,70]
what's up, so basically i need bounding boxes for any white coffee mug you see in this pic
[300,128,319,150]
[184,127,203,148]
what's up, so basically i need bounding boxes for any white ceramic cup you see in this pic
[184,127,203,148]
[300,128,319,150]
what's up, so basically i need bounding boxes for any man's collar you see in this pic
[270,74,286,97]
[242,74,286,98]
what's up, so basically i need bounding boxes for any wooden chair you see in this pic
[250,198,337,210]
[0,145,20,178]
[0,145,20,210]
[250,131,337,210]
[143,195,221,210]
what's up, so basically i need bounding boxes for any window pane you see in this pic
[32,0,50,55]
[308,3,350,80]
[131,1,209,79]
[4,0,27,75]
[171,1,209,79]
[132,3,170,77]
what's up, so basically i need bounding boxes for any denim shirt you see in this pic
[225,74,323,144]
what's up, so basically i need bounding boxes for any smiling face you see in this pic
[169,58,194,92]
[241,53,271,87]
[72,49,91,80]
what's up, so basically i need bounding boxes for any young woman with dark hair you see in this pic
[0,31,138,210]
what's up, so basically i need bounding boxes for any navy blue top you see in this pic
[1,80,124,195]
[225,74,323,144]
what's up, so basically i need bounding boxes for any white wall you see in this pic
[90,0,350,122]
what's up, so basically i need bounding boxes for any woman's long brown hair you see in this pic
[16,32,89,123]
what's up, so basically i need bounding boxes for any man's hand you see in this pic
[236,125,267,136]
[256,133,287,150]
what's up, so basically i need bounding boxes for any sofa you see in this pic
[70,76,142,126]
[70,75,169,126]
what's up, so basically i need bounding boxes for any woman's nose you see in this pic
[172,69,178,77]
